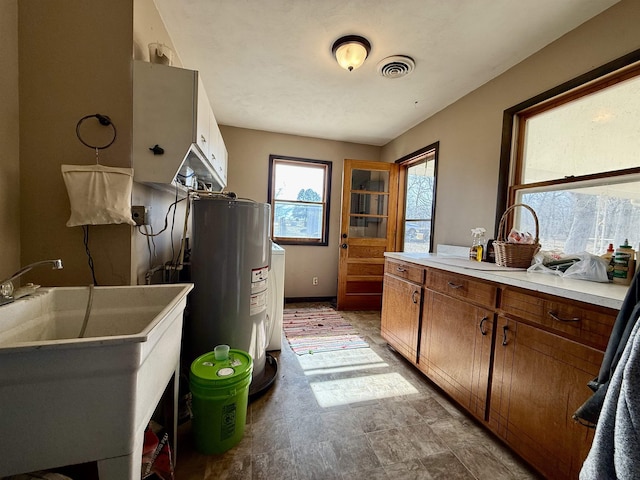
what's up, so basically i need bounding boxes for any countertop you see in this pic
[385,252,628,311]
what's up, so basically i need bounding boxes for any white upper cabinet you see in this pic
[197,77,228,186]
[196,78,211,161]
[132,60,227,190]
[208,108,228,185]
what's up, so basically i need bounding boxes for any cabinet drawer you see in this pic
[500,287,616,350]
[426,268,497,309]
[385,258,424,284]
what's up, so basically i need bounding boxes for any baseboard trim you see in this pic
[285,296,336,305]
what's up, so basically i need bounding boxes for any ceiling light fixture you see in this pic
[332,35,371,72]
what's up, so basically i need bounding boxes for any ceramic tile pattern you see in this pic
[175,304,542,480]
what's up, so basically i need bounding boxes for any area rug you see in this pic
[283,307,369,355]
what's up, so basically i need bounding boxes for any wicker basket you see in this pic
[494,203,541,268]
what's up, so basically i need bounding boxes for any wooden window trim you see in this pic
[268,154,332,246]
[395,142,439,252]
[496,48,640,235]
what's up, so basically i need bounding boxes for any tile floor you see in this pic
[175,305,542,480]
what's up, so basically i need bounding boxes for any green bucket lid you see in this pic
[190,349,253,388]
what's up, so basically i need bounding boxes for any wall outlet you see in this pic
[131,205,150,226]
[312,276,318,285]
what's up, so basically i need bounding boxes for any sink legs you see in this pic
[96,364,180,480]
[97,439,143,480]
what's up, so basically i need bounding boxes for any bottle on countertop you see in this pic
[613,239,635,285]
[483,239,496,263]
[600,243,615,281]
[469,227,486,262]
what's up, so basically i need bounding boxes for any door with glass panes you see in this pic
[337,160,399,310]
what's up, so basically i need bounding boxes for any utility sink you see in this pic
[0,283,193,479]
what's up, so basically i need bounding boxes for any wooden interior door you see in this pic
[337,160,399,310]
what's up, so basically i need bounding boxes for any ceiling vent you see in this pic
[377,55,415,79]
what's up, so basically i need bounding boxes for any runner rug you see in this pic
[283,307,369,355]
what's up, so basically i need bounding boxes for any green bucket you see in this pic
[189,349,253,454]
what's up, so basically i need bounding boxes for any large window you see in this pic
[268,155,332,246]
[504,55,640,255]
[398,143,438,253]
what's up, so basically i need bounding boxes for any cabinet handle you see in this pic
[200,134,207,143]
[148,144,164,155]
[548,311,581,322]
[411,290,419,304]
[447,281,463,289]
[502,325,509,346]
[396,266,406,272]
[479,316,488,336]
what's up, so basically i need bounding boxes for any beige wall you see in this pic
[0,0,20,281]
[221,125,381,298]
[3,0,192,288]
[18,0,134,286]
[382,0,640,250]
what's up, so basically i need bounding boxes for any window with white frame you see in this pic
[268,155,332,246]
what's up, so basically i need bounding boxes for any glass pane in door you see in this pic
[349,216,388,238]
[351,170,389,192]
[350,193,388,216]
[349,170,390,238]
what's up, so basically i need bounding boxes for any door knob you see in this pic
[342,233,348,238]
[341,243,348,249]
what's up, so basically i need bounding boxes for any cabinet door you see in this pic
[490,316,600,479]
[132,61,198,184]
[381,273,421,362]
[196,78,210,158]
[208,113,228,185]
[421,290,494,420]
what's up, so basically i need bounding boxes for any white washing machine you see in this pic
[267,242,285,350]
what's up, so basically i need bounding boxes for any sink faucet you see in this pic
[0,259,63,306]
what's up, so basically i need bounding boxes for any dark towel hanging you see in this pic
[573,269,640,426]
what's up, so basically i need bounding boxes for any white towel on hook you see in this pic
[61,164,135,227]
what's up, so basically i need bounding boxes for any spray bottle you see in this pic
[469,227,486,262]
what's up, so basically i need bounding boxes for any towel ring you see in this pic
[75,113,117,150]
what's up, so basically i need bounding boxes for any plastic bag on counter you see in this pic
[527,251,609,283]
[527,250,566,276]
[563,252,609,282]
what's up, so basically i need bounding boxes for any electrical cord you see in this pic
[169,183,179,275]
[136,189,190,284]
[136,196,186,238]
[82,225,98,285]
[140,224,157,270]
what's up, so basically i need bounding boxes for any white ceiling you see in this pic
[153,0,619,146]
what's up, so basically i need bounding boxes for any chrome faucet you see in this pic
[0,259,63,306]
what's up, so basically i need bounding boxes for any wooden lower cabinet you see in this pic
[380,262,614,479]
[381,272,422,362]
[490,316,601,480]
[420,289,494,420]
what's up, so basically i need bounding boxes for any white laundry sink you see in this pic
[0,283,193,479]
